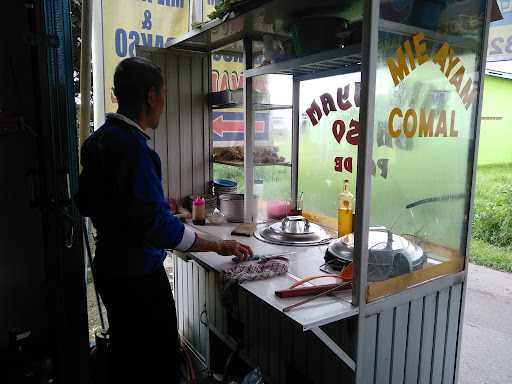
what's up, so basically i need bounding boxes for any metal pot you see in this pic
[325,227,425,281]
[219,193,244,223]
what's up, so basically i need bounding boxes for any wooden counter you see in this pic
[185,222,358,330]
[172,222,358,383]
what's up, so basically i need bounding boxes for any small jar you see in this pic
[192,197,206,225]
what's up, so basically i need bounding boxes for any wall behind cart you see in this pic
[478,74,512,165]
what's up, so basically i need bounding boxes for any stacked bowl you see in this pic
[212,179,238,196]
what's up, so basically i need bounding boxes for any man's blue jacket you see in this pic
[76,113,196,275]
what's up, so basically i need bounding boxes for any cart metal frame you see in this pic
[140,0,497,382]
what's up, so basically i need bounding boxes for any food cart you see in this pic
[139,0,501,382]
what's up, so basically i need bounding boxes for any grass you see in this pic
[470,163,512,272]
[472,163,512,247]
[469,239,512,273]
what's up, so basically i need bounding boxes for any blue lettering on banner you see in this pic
[155,35,164,49]
[141,0,184,8]
[114,28,173,57]
[141,10,152,30]
[115,28,128,57]
[141,33,153,47]
[128,31,140,57]
[212,112,270,142]
[156,0,184,8]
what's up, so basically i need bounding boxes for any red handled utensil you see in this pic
[282,281,352,313]
[275,282,352,298]
[286,262,353,289]
[277,263,353,312]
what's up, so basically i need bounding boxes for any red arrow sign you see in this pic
[212,115,265,138]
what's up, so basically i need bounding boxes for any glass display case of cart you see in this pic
[251,74,293,222]
[297,72,361,231]
[363,0,488,301]
[210,69,294,222]
[151,1,500,381]
[210,45,248,193]
[233,1,365,225]
[209,45,291,195]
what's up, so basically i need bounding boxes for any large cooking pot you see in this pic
[325,227,425,281]
[219,193,244,223]
[255,216,334,246]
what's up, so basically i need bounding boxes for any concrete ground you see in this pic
[459,263,512,384]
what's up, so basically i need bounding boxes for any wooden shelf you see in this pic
[211,102,240,110]
[213,159,292,167]
[253,103,293,111]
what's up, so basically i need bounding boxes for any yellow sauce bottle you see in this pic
[338,179,354,237]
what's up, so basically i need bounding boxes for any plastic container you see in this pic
[267,200,289,220]
[192,197,206,225]
[254,179,264,198]
[206,208,226,225]
[287,198,304,216]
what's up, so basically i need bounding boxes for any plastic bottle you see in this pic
[254,179,264,198]
[192,197,206,225]
[338,180,354,237]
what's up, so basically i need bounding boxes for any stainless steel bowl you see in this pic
[255,216,334,246]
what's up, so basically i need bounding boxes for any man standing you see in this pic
[77,57,252,383]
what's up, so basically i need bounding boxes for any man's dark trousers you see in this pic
[94,262,180,383]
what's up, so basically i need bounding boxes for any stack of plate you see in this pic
[212,179,238,196]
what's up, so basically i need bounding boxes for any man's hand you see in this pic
[216,240,253,260]
[188,234,253,261]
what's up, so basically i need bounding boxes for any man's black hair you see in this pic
[113,57,163,115]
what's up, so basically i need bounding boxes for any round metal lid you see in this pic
[255,216,334,246]
[327,227,423,264]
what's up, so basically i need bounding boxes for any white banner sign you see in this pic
[488,0,512,62]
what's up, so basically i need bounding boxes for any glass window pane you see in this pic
[252,75,293,222]
[367,0,487,301]
[211,51,245,194]
[298,72,361,230]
